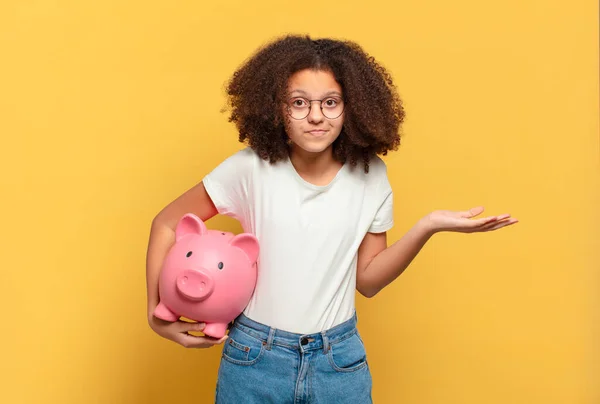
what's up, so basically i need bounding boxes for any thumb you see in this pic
[460,206,484,218]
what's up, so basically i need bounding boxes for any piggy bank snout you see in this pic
[176,269,214,301]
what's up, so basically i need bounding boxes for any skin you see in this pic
[146,68,518,348]
[283,69,346,186]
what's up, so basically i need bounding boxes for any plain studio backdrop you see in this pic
[1,1,598,403]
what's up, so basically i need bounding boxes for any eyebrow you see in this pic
[289,90,342,98]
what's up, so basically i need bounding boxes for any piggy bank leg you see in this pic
[202,322,229,339]
[153,302,179,322]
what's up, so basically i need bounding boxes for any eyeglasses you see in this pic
[285,96,345,120]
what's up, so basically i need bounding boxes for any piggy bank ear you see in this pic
[230,234,260,264]
[175,213,208,241]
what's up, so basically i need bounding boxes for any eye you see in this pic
[323,98,339,107]
[291,98,308,108]
[218,262,224,270]
[186,251,193,258]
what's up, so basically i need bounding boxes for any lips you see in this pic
[308,130,327,136]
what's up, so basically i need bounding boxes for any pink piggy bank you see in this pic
[153,213,259,339]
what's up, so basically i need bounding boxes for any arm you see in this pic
[146,149,254,348]
[356,218,433,298]
[356,207,518,298]
[146,181,218,320]
[145,181,230,348]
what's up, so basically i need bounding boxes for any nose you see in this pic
[307,101,325,123]
[176,269,214,301]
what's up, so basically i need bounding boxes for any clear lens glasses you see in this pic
[286,97,345,120]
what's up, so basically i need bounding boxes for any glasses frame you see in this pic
[285,97,345,120]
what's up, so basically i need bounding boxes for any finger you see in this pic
[477,214,514,227]
[460,206,485,218]
[215,335,229,344]
[179,333,228,349]
[179,335,214,349]
[481,218,518,231]
[178,321,206,333]
[468,215,498,227]
[478,218,505,231]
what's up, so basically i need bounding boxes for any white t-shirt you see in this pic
[202,147,394,334]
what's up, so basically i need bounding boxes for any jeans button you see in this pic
[300,337,308,345]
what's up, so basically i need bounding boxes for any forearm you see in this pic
[144,181,219,321]
[145,219,176,321]
[358,217,435,297]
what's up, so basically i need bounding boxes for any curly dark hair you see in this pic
[222,34,404,173]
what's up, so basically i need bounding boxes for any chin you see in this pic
[290,133,340,154]
[292,140,335,154]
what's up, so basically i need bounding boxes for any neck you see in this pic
[289,145,341,175]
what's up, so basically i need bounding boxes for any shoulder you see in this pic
[203,147,261,183]
[353,156,393,200]
[348,155,389,183]
[367,155,389,176]
[227,146,259,161]
[216,146,261,169]
[369,156,392,195]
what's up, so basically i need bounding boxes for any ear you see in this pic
[229,233,260,264]
[175,213,208,241]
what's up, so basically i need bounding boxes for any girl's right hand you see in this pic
[148,315,229,348]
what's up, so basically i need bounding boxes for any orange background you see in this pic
[1,1,598,403]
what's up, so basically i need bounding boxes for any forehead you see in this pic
[287,69,342,96]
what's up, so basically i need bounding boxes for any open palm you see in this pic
[428,206,518,233]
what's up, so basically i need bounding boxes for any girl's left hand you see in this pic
[425,206,518,234]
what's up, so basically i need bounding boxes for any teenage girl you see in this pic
[145,35,518,403]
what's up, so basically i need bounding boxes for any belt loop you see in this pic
[322,332,330,353]
[266,328,276,351]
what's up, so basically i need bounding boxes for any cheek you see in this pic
[284,119,301,136]
[331,111,344,128]
[332,118,344,133]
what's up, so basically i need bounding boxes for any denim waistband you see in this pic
[231,312,359,352]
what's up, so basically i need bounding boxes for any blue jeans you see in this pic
[215,312,373,403]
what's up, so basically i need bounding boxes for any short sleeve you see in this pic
[202,147,256,222]
[368,167,394,233]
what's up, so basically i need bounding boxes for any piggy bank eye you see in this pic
[186,251,193,258]
[218,262,224,270]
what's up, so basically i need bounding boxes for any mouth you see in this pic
[307,130,328,137]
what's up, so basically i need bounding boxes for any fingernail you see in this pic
[197,323,206,329]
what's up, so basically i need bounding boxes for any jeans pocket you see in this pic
[327,332,368,373]
[222,326,265,366]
